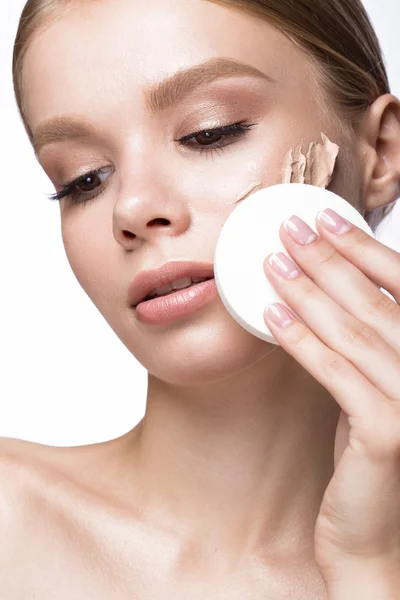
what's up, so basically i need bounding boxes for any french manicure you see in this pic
[317,208,352,235]
[268,252,300,279]
[284,215,319,246]
[265,303,295,328]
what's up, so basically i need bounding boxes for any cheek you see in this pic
[61,218,113,301]
[176,150,284,218]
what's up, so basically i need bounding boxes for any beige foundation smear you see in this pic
[234,181,264,203]
[281,132,339,187]
[234,132,339,204]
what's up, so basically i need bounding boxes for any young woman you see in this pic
[3,0,400,597]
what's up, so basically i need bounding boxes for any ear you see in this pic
[354,93,400,212]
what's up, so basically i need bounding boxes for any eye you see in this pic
[176,122,256,157]
[77,172,102,192]
[47,167,112,205]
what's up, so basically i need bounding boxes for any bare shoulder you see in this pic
[0,437,67,572]
[0,436,50,480]
[0,436,78,478]
[0,434,128,507]
[0,427,142,496]
[0,435,57,460]
[0,435,112,475]
[0,437,129,596]
[0,437,109,552]
[0,433,140,539]
[0,437,70,511]
[0,436,101,516]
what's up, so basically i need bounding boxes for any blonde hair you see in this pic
[13,0,395,231]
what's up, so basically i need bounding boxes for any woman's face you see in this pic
[22,0,357,384]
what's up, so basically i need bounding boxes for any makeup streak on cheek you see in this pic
[232,132,339,205]
[234,181,263,204]
[281,131,340,188]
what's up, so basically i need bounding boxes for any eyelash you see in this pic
[47,121,256,205]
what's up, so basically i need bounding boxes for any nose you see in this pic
[112,158,192,247]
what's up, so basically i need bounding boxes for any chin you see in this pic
[131,317,275,386]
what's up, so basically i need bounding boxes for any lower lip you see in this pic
[134,278,217,325]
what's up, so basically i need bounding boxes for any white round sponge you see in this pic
[214,183,375,345]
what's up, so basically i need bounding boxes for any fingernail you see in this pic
[268,252,300,279]
[283,215,319,246]
[265,303,295,328]
[317,208,352,235]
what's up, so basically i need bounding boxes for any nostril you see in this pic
[149,218,170,227]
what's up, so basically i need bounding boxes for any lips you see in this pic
[128,260,215,308]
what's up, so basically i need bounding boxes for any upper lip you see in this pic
[129,260,215,307]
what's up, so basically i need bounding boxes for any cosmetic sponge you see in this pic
[214,183,380,345]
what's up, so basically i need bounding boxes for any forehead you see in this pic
[22,0,316,133]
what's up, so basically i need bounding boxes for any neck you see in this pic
[111,349,340,566]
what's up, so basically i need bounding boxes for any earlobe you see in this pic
[358,94,400,211]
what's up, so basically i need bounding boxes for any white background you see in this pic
[1,0,399,446]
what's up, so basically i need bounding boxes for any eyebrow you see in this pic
[32,57,276,156]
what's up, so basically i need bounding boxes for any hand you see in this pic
[262,208,400,580]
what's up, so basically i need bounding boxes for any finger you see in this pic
[264,252,400,402]
[315,208,400,302]
[263,302,389,422]
[280,216,400,356]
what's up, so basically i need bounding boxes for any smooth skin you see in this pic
[2,0,400,597]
